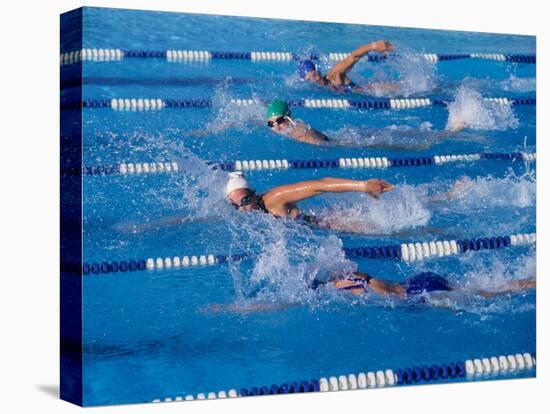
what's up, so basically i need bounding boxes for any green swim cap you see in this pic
[265,100,290,119]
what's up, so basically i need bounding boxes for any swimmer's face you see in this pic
[305,70,322,83]
[227,188,259,212]
[267,115,290,132]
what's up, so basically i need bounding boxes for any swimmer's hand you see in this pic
[372,40,394,53]
[448,120,467,133]
[363,179,394,199]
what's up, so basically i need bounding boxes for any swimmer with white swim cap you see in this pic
[225,171,393,231]
[298,40,400,94]
[116,171,392,234]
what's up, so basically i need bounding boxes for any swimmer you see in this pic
[430,175,476,203]
[325,270,536,298]
[265,100,330,145]
[225,171,393,233]
[265,100,468,147]
[116,171,393,235]
[202,270,536,313]
[298,40,400,94]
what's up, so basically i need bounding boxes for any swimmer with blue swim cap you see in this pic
[298,40,399,94]
[265,100,330,145]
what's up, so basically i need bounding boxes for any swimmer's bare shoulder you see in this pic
[296,129,330,145]
[326,70,347,86]
[286,122,329,145]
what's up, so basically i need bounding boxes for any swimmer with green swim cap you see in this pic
[265,100,330,145]
[265,100,291,120]
[298,40,400,94]
[265,98,469,147]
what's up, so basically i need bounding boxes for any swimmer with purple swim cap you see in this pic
[204,267,536,313]
[323,271,536,298]
[298,40,399,94]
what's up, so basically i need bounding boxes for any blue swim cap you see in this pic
[404,272,451,295]
[298,60,316,79]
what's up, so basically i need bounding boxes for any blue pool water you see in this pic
[63,7,535,406]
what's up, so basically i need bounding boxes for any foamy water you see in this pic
[500,75,536,93]
[430,172,536,210]
[446,85,519,131]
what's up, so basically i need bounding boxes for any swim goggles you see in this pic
[232,191,257,208]
[267,116,287,128]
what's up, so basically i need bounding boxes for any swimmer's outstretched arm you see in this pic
[437,124,467,136]
[329,40,394,78]
[473,278,536,299]
[429,176,475,203]
[263,178,394,207]
[425,277,537,311]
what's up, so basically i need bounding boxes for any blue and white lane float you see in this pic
[76,152,536,177]
[61,96,536,111]
[59,48,536,65]
[82,232,535,275]
[152,351,535,402]
[217,152,536,172]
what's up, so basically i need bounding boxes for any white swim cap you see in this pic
[225,171,250,196]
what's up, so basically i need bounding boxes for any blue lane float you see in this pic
[82,232,535,275]
[60,96,536,111]
[70,152,536,177]
[59,48,536,65]
[152,351,536,402]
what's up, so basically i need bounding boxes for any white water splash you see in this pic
[164,143,229,217]
[329,123,446,150]
[446,86,519,131]
[188,85,265,137]
[399,248,536,316]
[392,52,438,96]
[315,186,431,235]
[250,235,355,302]
[223,205,355,305]
[500,75,536,93]
[433,172,536,210]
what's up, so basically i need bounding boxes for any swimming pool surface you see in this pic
[62,7,535,406]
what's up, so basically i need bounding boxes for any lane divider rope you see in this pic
[71,152,535,176]
[219,152,535,172]
[81,232,535,275]
[60,96,536,111]
[60,49,536,65]
[152,351,535,402]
